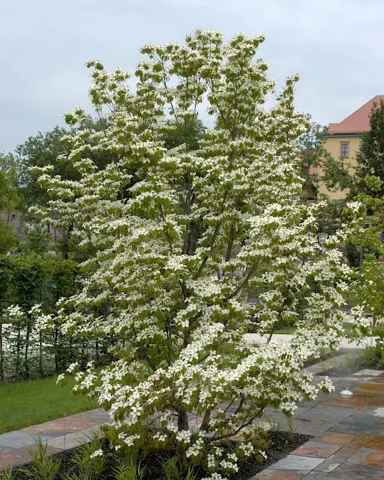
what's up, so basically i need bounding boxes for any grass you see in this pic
[0,375,98,434]
[274,325,297,334]
[274,323,384,336]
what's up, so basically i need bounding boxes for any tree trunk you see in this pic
[54,327,59,372]
[96,340,99,364]
[24,318,32,379]
[359,245,364,271]
[177,408,189,462]
[81,342,87,369]
[16,326,21,377]
[39,331,43,376]
[0,322,4,382]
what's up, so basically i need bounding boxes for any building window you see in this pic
[340,142,349,158]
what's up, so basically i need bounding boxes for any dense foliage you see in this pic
[297,122,351,200]
[0,254,84,381]
[355,100,384,190]
[0,153,21,253]
[15,127,75,210]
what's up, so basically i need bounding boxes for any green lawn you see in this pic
[274,323,384,336]
[0,375,98,434]
[274,325,297,334]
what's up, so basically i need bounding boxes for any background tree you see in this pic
[0,153,21,217]
[355,100,384,192]
[349,99,384,265]
[0,153,21,253]
[16,122,123,259]
[162,117,205,151]
[297,122,351,201]
[0,223,19,254]
[16,127,76,209]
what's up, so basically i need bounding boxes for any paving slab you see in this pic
[0,431,51,449]
[315,432,358,445]
[296,411,348,424]
[353,369,384,377]
[308,405,357,418]
[0,445,62,470]
[327,422,377,435]
[294,419,337,436]
[343,413,379,424]
[360,449,384,467]
[357,382,384,392]
[301,473,329,480]
[365,436,384,449]
[349,433,378,446]
[330,461,384,479]
[46,425,103,451]
[320,396,369,409]
[291,441,342,458]
[347,447,378,464]
[22,418,96,437]
[313,455,344,473]
[254,470,305,479]
[355,406,384,417]
[271,455,324,473]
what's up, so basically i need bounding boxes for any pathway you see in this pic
[244,333,377,350]
[254,367,384,479]
[0,408,109,471]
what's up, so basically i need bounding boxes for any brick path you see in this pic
[1,365,384,478]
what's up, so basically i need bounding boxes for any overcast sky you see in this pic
[1,0,383,152]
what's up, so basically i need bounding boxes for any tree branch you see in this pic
[210,406,265,442]
[225,224,235,262]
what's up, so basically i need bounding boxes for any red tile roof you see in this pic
[328,95,384,134]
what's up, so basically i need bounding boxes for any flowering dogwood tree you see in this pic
[36,30,361,478]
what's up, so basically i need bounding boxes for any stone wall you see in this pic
[0,211,25,238]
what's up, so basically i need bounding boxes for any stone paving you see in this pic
[1,367,384,478]
[244,333,378,350]
[0,409,109,471]
[253,368,384,479]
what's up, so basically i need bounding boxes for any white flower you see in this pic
[56,373,66,385]
[67,362,79,374]
[90,449,103,458]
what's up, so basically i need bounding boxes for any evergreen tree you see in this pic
[297,122,351,200]
[356,100,384,193]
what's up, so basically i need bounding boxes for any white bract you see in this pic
[34,30,360,477]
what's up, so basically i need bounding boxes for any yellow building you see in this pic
[318,95,384,199]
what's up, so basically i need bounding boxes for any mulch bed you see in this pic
[226,430,312,480]
[8,430,311,479]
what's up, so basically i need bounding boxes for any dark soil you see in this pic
[8,430,311,479]
[227,430,311,480]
